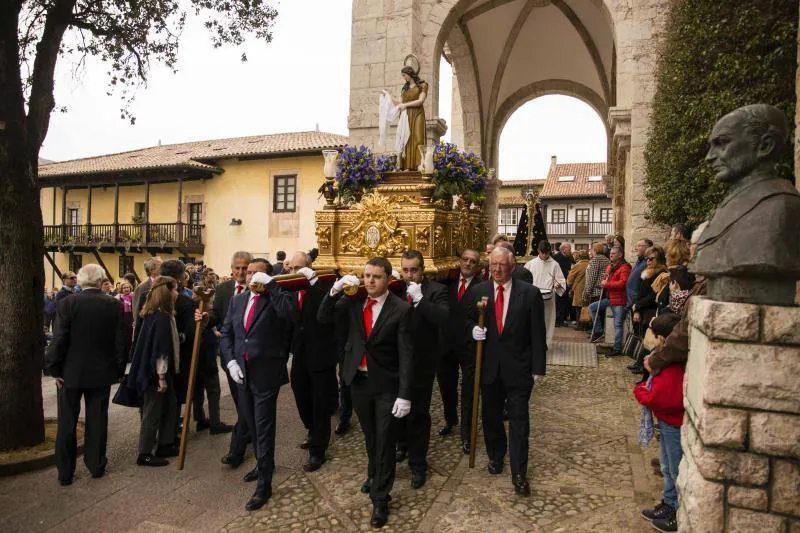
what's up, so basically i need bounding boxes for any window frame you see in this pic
[551,209,566,223]
[119,255,134,276]
[273,174,297,213]
[599,208,613,223]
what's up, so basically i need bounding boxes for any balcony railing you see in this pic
[546,222,612,237]
[44,223,205,252]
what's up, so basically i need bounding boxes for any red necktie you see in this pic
[483,269,490,281]
[236,285,243,295]
[298,290,305,312]
[244,294,259,361]
[457,278,467,302]
[495,285,505,335]
[407,294,413,305]
[360,298,377,369]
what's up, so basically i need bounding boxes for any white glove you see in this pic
[472,326,487,341]
[391,398,411,418]
[332,274,359,294]
[406,282,423,304]
[391,269,401,280]
[249,272,273,287]
[534,375,544,384]
[227,360,244,385]
[297,267,318,286]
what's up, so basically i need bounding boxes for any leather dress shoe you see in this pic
[155,445,179,458]
[334,421,350,436]
[299,437,311,450]
[513,475,531,496]
[221,453,244,468]
[209,422,234,435]
[59,477,73,486]
[629,362,645,374]
[462,441,470,455]
[410,471,426,489]
[243,467,259,482]
[137,453,168,467]
[626,361,640,370]
[245,487,272,511]
[302,454,326,472]
[488,461,503,475]
[91,469,105,479]
[438,424,454,436]
[370,500,389,528]
[394,447,407,463]
[360,477,373,494]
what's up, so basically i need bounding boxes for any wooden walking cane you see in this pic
[177,286,215,471]
[469,296,489,469]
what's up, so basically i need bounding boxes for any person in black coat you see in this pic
[45,265,126,485]
[55,271,78,304]
[128,276,182,467]
[394,250,449,489]
[285,251,338,472]
[220,267,293,512]
[467,247,547,496]
[317,256,413,528]
[437,248,482,450]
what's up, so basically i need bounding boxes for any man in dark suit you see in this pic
[318,257,413,528]
[285,251,338,472]
[469,246,547,496]
[45,264,126,485]
[395,250,449,489]
[220,260,292,511]
[436,248,482,451]
[55,271,78,304]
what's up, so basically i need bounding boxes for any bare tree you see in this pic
[0,0,277,451]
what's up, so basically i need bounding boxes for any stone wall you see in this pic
[679,297,800,532]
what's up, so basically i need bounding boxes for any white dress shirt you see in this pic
[492,278,513,327]
[234,282,246,295]
[243,291,259,328]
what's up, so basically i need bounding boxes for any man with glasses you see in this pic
[56,272,78,303]
[626,239,653,312]
[436,248,482,453]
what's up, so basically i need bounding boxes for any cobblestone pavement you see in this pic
[0,327,662,532]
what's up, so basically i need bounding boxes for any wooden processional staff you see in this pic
[469,296,489,469]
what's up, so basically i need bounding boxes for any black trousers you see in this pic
[56,386,110,481]
[437,347,476,444]
[238,377,280,490]
[338,364,353,425]
[225,369,252,458]
[403,373,435,474]
[481,378,533,478]
[352,376,398,503]
[290,357,337,456]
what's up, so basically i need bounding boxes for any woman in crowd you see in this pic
[629,246,668,374]
[116,281,135,361]
[122,272,138,291]
[567,250,590,328]
[128,276,180,467]
[613,235,626,255]
[581,243,611,326]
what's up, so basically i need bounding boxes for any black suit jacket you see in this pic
[45,289,126,388]
[220,282,293,391]
[445,276,480,355]
[318,290,413,399]
[466,280,547,387]
[513,264,533,284]
[289,278,338,371]
[407,279,449,382]
[208,279,240,328]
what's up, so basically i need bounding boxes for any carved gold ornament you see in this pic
[316,225,332,250]
[340,192,409,257]
[433,225,445,253]
[416,226,430,252]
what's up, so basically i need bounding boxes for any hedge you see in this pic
[644,0,797,227]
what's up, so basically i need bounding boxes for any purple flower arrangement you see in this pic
[432,142,488,205]
[335,145,393,204]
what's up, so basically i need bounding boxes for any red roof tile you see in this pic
[539,162,608,199]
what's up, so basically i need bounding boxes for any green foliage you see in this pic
[644,0,797,226]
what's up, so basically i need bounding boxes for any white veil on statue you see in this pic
[378,92,409,153]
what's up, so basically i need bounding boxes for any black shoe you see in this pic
[221,453,244,468]
[411,471,426,489]
[488,461,503,475]
[513,474,530,496]
[605,352,623,358]
[209,422,234,435]
[395,446,407,463]
[370,500,389,528]
[59,477,73,486]
[590,333,604,343]
[137,453,169,467]
[361,477,373,494]
[196,419,210,432]
[627,361,640,370]
[243,467,259,482]
[303,454,326,472]
[651,516,678,532]
[334,421,350,436]
[629,363,645,374]
[155,445,179,458]
[438,424,454,436]
[642,501,674,522]
[90,469,105,479]
[462,441,470,455]
[245,487,272,511]
[299,437,311,450]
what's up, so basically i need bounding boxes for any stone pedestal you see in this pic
[679,297,800,532]
[314,171,487,275]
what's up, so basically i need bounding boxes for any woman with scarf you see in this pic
[629,246,668,374]
[128,276,181,467]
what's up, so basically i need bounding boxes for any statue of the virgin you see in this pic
[379,56,428,171]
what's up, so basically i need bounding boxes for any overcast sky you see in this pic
[41,0,606,180]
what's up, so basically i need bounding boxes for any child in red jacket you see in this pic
[634,313,683,532]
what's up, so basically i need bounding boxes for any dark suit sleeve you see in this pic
[208,284,226,328]
[114,300,127,378]
[44,298,71,377]
[415,285,450,328]
[177,297,196,348]
[317,289,348,323]
[220,297,236,366]
[397,306,414,400]
[266,280,293,319]
[530,288,547,376]
[515,266,533,284]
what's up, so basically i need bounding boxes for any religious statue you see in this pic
[379,55,428,171]
[690,103,800,305]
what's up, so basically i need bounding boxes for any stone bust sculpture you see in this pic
[690,104,800,305]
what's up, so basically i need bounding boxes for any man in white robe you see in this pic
[524,241,566,348]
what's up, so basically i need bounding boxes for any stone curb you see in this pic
[0,418,84,477]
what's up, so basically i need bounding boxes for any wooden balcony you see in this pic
[545,222,613,238]
[43,223,205,254]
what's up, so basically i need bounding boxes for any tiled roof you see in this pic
[498,196,526,206]
[539,162,608,199]
[500,179,545,187]
[38,131,349,178]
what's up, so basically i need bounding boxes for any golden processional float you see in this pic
[313,151,490,278]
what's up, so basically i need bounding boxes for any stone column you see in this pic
[484,168,499,242]
[679,297,800,532]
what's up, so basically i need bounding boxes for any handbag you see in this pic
[622,314,644,360]
[112,375,141,408]
[578,306,591,323]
